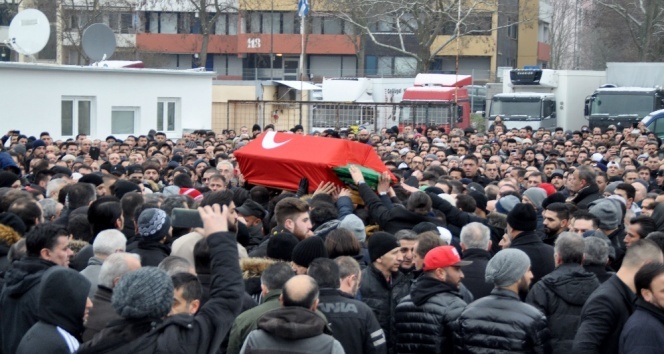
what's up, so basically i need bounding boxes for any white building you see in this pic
[0,62,214,140]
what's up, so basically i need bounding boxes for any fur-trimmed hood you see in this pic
[241,257,276,279]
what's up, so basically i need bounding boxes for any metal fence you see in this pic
[212,100,461,133]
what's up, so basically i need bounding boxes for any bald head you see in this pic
[280,274,319,310]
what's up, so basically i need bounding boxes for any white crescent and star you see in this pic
[261,131,292,150]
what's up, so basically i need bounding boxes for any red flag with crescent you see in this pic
[234,132,393,193]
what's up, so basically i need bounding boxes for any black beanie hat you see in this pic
[541,192,566,209]
[267,232,299,262]
[368,232,400,262]
[291,236,328,268]
[507,203,537,232]
[0,212,27,236]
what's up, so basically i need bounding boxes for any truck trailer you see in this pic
[489,69,606,131]
[314,77,415,132]
[585,62,664,131]
[399,74,472,132]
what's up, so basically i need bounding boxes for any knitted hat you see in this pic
[485,248,531,287]
[541,192,566,209]
[291,236,328,268]
[179,188,203,201]
[368,232,399,262]
[267,232,299,262]
[604,181,622,195]
[0,212,27,236]
[550,169,564,179]
[112,267,173,319]
[466,182,485,195]
[185,141,198,149]
[12,144,26,156]
[507,203,537,231]
[113,180,141,199]
[523,188,547,210]
[32,139,46,148]
[338,214,366,243]
[138,208,171,241]
[163,185,180,197]
[538,183,556,197]
[496,195,520,215]
[0,172,19,188]
[589,198,622,230]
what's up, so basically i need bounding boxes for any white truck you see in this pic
[488,69,606,131]
[585,62,664,131]
[312,77,415,132]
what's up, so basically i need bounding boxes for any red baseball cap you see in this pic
[423,246,472,271]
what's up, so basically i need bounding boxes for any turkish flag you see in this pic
[234,132,393,193]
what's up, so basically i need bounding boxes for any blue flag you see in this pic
[298,0,309,17]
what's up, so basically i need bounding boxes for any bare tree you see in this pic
[593,0,664,61]
[140,0,236,68]
[58,0,135,65]
[325,0,538,73]
[546,0,578,69]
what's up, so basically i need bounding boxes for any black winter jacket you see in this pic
[0,257,56,354]
[572,274,636,354]
[525,264,600,352]
[79,231,243,354]
[459,248,493,300]
[394,277,466,354]
[572,183,602,210]
[509,230,555,284]
[360,264,410,352]
[454,288,552,354]
[130,239,170,267]
[317,288,387,354]
[426,191,503,255]
[16,267,91,354]
[358,183,448,234]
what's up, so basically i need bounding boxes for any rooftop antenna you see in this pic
[5,9,50,61]
[82,23,116,65]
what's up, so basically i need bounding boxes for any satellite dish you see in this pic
[6,9,50,56]
[82,23,116,62]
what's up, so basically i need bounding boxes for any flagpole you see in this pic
[299,3,306,82]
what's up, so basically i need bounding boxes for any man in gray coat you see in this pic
[240,275,344,354]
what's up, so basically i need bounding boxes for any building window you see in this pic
[62,97,94,137]
[508,17,518,40]
[111,107,138,134]
[157,99,179,132]
[464,13,492,35]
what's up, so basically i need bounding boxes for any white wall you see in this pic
[0,62,214,140]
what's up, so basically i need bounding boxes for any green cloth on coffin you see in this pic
[333,164,383,190]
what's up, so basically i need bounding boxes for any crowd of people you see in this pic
[0,120,663,354]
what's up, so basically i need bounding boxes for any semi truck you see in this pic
[585,63,664,131]
[489,69,606,131]
[399,74,472,132]
[314,77,415,132]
